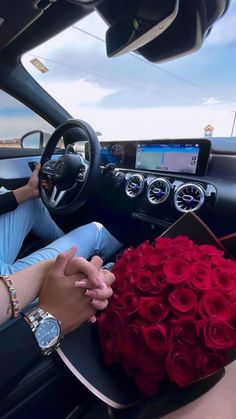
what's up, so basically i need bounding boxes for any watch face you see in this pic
[35,318,60,349]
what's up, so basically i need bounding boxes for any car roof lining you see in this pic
[0,0,92,58]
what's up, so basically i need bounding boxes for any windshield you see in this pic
[22,2,236,141]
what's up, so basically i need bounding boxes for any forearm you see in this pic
[13,163,40,204]
[0,259,54,325]
[13,185,35,204]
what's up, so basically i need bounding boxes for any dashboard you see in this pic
[81,137,236,237]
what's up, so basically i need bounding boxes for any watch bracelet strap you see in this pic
[25,307,49,328]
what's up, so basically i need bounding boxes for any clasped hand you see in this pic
[39,247,115,335]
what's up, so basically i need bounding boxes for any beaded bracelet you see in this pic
[0,275,20,318]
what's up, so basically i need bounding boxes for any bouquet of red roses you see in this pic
[98,234,236,396]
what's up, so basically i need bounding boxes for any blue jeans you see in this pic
[0,198,122,274]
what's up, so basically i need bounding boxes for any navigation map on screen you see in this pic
[135,143,200,174]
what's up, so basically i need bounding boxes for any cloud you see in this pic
[43,78,115,108]
[203,96,221,106]
[69,104,235,140]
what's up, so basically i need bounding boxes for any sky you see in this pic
[1,1,236,141]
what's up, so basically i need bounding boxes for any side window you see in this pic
[0,90,54,149]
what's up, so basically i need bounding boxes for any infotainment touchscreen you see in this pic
[135,143,201,174]
[96,138,210,175]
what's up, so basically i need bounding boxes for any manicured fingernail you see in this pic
[85,289,97,298]
[75,280,87,288]
[89,315,97,323]
[91,299,99,305]
[97,275,107,289]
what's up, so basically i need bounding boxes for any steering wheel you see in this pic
[39,119,101,214]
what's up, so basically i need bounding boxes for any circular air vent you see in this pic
[174,183,205,213]
[125,174,145,198]
[147,178,171,204]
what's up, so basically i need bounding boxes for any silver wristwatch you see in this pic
[25,307,62,356]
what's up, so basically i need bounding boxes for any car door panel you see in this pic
[0,152,61,189]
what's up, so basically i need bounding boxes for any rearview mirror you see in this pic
[101,0,229,62]
[137,0,229,62]
[106,0,179,57]
[20,130,51,149]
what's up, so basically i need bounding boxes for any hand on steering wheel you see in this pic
[39,119,101,214]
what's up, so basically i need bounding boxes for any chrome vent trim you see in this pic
[174,183,205,213]
[125,174,145,198]
[147,178,171,204]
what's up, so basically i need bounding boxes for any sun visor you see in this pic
[0,0,43,53]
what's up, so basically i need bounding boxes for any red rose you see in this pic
[116,324,144,359]
[197,317,236,350]
[143,251,167,267]
[119,247,144,271]
[125,324,144,347]
[173,235,194,249]
[136,240,152,254]
[100,308,124,334]
[141,323,170,354]
[135,369,161,396]
[196,349,227,377]
[172,236,195,261]
[211,267,236,292]
[171,319,198,346]
[152,271,169,295]
[116,332,138,357]
[122,292,139,314]
[168,288,198,314]
[164,258,190,284]
[154,237,174,250]
[112,276,129,293]
[125,242,151,265]
[198,290,234,321]
[139,297,170,322]
[212,257,236,272]
[198,244,224,257]
[99,314,120,364]
[228,287,236,304]
[191,249,210,263]
[135,268,156,292]
[138,347,166,375]
[166,344,198,387]
[190,262,212,290]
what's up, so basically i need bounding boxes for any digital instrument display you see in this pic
[100,144,125,167]
[135,143,200,174]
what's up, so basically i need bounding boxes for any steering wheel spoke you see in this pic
[41,160,57,176]
[76,160,89,183]
[49,186,67,208]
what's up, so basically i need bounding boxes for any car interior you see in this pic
[0,0,236,418]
